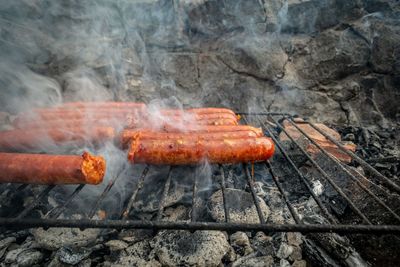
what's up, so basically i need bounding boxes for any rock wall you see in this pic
[0,0,399,127]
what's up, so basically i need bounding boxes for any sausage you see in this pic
[0,127,115,151]
[160,108,236,116]
[128,137,274,165]
[161,125,264,136]
[13,118,124,130]
[60,101,146,108]
[120,130,261,148]
[0,152,106,184]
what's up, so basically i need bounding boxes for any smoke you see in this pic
[0,0,336,216]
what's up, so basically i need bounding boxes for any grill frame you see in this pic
[0,112,399,234]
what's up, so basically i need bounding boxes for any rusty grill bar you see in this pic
[0,112,399,234]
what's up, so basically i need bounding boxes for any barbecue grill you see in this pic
[0,113,399,235]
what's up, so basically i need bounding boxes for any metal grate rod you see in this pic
[243,163,265,224]
[269,116,372,224]
[286,118,400,223]
[191,167,199,222]
[88,167,124,219]
[258,116,337,224]
[218,165,230,223]
[16,185,55,219]
[45,184,85,219]
[306,120,400,194]
[266,161,302,224]
[156,167,173,221]
[1,217,399,234]
[121,165,149,219]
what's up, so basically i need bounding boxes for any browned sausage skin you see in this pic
[0,152,106,184]
[128,137,274,165]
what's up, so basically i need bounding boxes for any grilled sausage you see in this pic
[120,129,261,148]
[0,152,106,184]
[128,137,274,165]
[161,125,263,136]
[0,127,115,151]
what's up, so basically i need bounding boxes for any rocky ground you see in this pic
[0,0,399,128]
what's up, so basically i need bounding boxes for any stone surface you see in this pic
[154,230,230,267]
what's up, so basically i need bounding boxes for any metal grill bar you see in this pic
[218,165,230,223]
[266,161,301,224]
[243,164,265,224]
[258,116,337,224]
[1,218,399,234]
[285,118,400,223]
[45,184,85,219]
[268,116,372,224]
[121,165,149,219]
[306,120,400,194]
[88,167,125,219]
[156,167,173,221]
[16,185,55,219]
[191,168,199,222]
[0,112,399,234]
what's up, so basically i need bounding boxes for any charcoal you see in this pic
[251,232,274,257]
[105,240,128,252]
[292,260,307,267]
[15,249,44,267]
[208,188,270,223]
[57,246,92,265]
[230,231,253,256]
[125,239,153,260]
[231,255,274,267]
[280,259,291,267]
[276,243,293,259]
[154,230,230,267]
[32,227,100,250]
[116,256,161,267]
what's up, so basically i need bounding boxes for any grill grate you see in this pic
[0,113,399,234]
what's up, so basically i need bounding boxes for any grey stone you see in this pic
[208,188,270,223]
[154,230,230,267]
[290,29,370,85]
[217,33,288,81]
[31,227,100,250]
